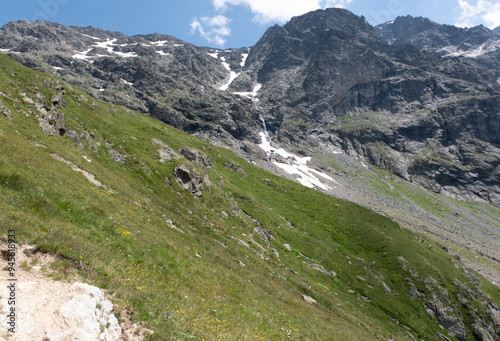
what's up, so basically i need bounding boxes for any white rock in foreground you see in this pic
[48,282,122,341]
[0,280,121,341]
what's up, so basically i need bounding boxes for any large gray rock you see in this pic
[152,138,180,163]
[174,164,205,197]
[37,87,67,136]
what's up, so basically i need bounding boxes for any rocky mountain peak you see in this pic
[375,16,500,77]
[375,15,496,49]
[284,8,382,45]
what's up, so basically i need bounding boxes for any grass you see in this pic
[0,52,499,340]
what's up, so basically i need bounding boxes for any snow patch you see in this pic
[149,40,168,46]
[207,52,219,59]
[120,78,134,86]
[95,38,118,54]
[72,47,94,60]
[113,51,138,58]
[441,40,500,58]
[219,57,240,91]
[0,48,11,53]
[219,71,240,91]
[241,53,248,67]
[233,83,262,101]
[72,38,138,60]
[258,129,336,191]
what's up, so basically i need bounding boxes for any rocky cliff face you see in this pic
[231,9,500,205]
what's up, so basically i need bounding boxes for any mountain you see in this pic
[495,26,500,35]
[1,43,500,340]
[239,9,500,206]
[375,16,500,75]
[1,10,500,338]
[0,20,258,149]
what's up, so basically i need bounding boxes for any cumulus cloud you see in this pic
[456,0,500,28]
[190,15,231,46]
[212,0,353,24]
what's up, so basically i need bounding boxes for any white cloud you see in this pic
[456,0,500,29]
[211,0,352,24]
[190,15,231,46]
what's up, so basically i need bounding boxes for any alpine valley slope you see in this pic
[1,46,500,340]
[1,8,500,337]
[4,8,500,287]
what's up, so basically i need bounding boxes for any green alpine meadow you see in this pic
[1,48,499,340]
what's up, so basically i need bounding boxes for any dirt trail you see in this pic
[0,243,149,340]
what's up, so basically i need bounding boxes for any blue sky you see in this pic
[1,0,499,48]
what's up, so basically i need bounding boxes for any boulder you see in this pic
[252,226,274,246]
[174,164,205,197]
[302,295,317,304]
[308,263,337,277]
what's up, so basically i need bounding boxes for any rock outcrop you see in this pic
[172,146,213,197]
[37,86,67,136]
[178,146,213,171]
[152,138,180,163]
[174,164,206,197]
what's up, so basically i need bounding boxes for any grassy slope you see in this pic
[0,53,498,340]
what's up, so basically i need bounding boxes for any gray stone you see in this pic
[302,295,316,304]
[156,147,180,163]
[109,148,126,164]
[382,281,392,295]
[252,226,274,246]
[174,164,205,197]
[308,263,337,277]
